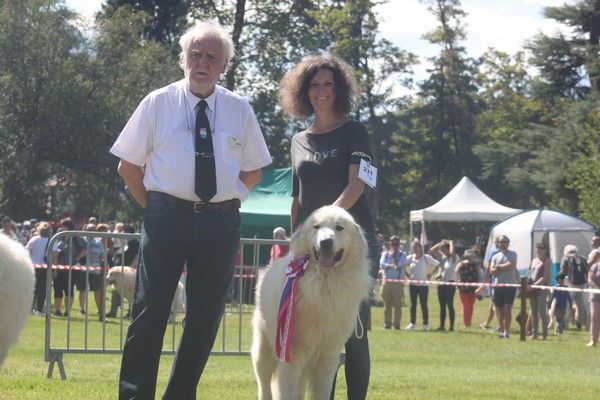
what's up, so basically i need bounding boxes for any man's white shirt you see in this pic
[110,80,272,202]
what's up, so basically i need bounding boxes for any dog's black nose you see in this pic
[319,238,334,252]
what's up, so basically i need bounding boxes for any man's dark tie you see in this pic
[194,100,216,203]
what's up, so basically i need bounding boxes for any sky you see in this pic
[65,0,574,83]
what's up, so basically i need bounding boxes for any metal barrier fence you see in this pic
[43,230,287,379]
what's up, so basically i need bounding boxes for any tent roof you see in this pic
[409,176,522,222]
[241,167,291,217]
[492,209,596,232]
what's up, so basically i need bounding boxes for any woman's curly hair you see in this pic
[279,54,360,118]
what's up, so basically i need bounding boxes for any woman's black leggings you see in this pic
[437,284,456,329]
[409,284,429,325]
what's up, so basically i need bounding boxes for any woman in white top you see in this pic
[405,241,439,331]
[26,222,52,314]
[431,239,458,331]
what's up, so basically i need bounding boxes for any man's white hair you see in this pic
[273,227,287,239]
[178,21,234,70]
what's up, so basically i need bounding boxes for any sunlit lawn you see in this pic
[1,288,598,399]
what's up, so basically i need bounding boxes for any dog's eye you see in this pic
[313,225,320,230]
[335,225,344,231]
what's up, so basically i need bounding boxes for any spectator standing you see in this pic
[455,249,481,328]
[110,21,271,399]
[51,218,86,317]
[18,220,32,245]
[0,216,18,241]
[560,244,589,330]
[488,235,518,339]
[526,242,551,340]
[107,224,139,318]
[431,239,458,331]
[269,226,289,264]
[83,224,108,321]
[379,235,406,330]
[111,222,125,265]
[26,221,52,314]
[588,260,600,347]
[550,272,572,335]
[405,241,439,331]
[477,237,501,330]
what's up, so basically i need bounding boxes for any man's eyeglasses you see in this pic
[498,240,509,244]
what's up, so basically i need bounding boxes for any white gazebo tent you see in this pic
[484,209,596,281]
[409,176,522,239]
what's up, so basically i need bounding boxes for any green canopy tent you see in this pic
[240,167,292,239]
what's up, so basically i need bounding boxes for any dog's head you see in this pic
[106,267,122,284]
[291,205,366,270]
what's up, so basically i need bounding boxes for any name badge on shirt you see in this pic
[228,136,242,149]
[199,128,208,139]
[358,158,377,188]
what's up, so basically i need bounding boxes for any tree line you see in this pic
[0,0,598,236]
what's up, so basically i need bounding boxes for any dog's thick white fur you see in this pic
[106,267,185,317]
[251,205,372,400]
[0,233,35,367]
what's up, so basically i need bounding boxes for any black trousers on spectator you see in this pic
[33,268,47,312]
[118,194,240,400]
[409,284,429,325]
[437,284,456,329]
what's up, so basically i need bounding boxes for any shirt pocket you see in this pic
[218,131,242,167]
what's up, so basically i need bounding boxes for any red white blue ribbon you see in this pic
[275,254,309,363]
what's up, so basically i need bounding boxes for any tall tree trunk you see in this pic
[225,0,246,91]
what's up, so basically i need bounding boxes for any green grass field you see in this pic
[1,290,598,399]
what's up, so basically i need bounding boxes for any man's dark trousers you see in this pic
[119,194,240,399]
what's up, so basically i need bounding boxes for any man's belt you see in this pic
[147,191,240,213]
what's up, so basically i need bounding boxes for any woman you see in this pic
[588,260,600,347]
[430,239,458,331]
[455,249,481,328]
[26,221,53,314]
[526,242,551,340]
[405,241,439,331]
[280,54,378,400]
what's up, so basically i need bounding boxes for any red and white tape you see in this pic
[33,264,257,279]
[379,278,600,294]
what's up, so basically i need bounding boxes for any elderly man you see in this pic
[110,21,271,399]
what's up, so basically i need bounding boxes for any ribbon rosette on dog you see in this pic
[275,254,309,363]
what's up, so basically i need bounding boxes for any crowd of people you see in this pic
[376,232,600,347]
[1,215,140,321]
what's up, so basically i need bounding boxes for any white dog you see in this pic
[106,267,185,320]
[251,206,371,400]
[0,233,35,367]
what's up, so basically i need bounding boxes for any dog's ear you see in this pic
[290,219,310,255]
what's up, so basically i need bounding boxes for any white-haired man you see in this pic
[111,21,271,399]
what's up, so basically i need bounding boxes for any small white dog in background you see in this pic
[106,267,185,321]
[0,233,35,367]
[252,206,372,400]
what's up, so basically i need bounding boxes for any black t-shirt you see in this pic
[291,120,375,233]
